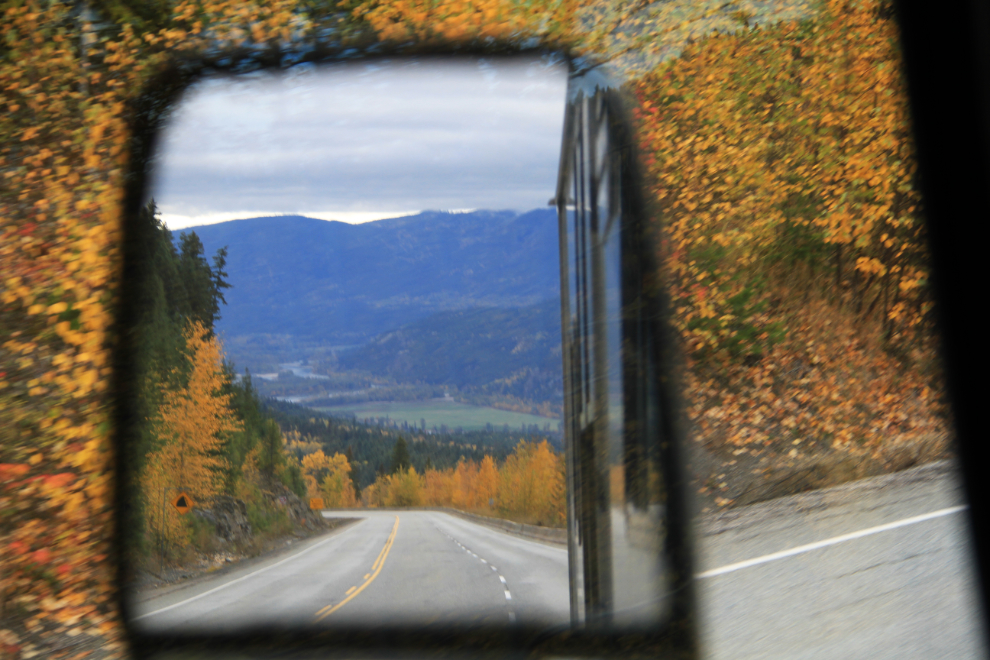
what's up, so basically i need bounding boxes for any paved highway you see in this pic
[132,461,986,658]
[694,460,986,659]
[131,510,570,633]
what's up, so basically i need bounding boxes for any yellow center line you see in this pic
[315,515,399,621]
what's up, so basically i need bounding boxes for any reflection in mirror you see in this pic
[557,88,672,629]
[125,54,682,637]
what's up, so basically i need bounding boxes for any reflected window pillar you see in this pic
[556,72,674,631]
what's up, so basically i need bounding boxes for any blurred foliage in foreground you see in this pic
[633,0,948,510]
[0,0,947,656]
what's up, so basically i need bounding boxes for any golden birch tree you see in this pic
[143,321,242,546]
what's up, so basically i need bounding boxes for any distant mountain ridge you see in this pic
[180,209,560,345]
[338,298,562,403]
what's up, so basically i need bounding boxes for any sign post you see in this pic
[160,486,195,575]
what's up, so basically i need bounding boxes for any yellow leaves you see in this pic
[75,368,98,389]
[635,0,925,363]
[855,256,886,277]
[898,277,922,293]
[144,320,242,510]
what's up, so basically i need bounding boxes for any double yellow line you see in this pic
[315,515,399,621]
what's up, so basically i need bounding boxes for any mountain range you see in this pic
[181,209,561,347]
[337,298,562,403]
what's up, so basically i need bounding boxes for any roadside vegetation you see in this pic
[274,404,566,526]
[301,437,567,528]
[633,0,949,509]
[125,201,312,571]
[0,0,948,654]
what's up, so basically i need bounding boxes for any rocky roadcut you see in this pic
[133,478,341,591]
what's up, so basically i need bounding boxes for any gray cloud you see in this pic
[152,56,569,228]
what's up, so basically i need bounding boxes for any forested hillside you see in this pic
[271,399,567,527]
[263,399,543,489]
[361,440,566,527]
[3,0,956,655]
[125,201,309,567]
[634,0,949,507]
[336,298,563,414]
[186,208,560,350]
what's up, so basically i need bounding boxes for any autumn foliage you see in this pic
[362,440,565,527]
[0,0,948,655]
[301,449,358,508]
[142,321,243,551]
[632,0,948,491]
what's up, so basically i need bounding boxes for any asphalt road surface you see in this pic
[694,460,986,660]
[131,510,570,633]
[132,461,986,658]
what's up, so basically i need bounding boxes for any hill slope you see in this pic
[180,209,560,345]
[337,298,562,405]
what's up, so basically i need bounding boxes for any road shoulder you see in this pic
[127,516,362,605]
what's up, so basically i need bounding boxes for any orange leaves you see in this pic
[353,0,541,46]
[634,0,929,367]
[493,440,564,525]
[40,473,75,490]
[855,256,887,277]
[0,463,31,479]
[300,449,357,507]
[682,288,946,474]
[140,321,244,551]
[0,0,305,654]
[30,548,53,565]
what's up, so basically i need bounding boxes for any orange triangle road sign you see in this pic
[172,491,195,514]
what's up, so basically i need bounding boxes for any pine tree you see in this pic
[389,437,411,474]
[345,445,360,496]
[176,231,230,331]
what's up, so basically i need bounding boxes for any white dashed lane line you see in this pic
[437,527,515,622]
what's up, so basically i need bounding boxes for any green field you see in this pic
[312,399,560,433]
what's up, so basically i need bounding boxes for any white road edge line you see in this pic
[134,523,360,620]
[697,505,968,579]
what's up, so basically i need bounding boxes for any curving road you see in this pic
[131,510,570,633]
[131,461,986,658]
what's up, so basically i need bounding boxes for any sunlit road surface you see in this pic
[133,460,986,659]
[694,460,987,660]
[131,510,569,633]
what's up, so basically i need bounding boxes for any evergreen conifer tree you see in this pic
[389,437,411,474]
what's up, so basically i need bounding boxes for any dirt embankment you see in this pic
[133,479,342,591]
[686,430,952,514]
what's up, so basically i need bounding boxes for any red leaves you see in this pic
[0,463,30,479]
[30,548,52,565]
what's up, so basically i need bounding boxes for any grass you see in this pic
[313,399,560,432]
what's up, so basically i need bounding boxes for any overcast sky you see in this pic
[152,55,569,230]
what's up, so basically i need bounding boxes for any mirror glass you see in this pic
[123,54,623,634]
